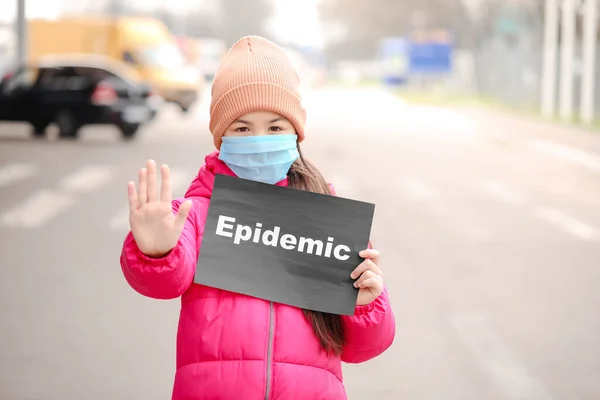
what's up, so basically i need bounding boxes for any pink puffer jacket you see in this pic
[120,151,396,400]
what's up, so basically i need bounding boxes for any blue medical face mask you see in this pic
[218,134,300,185]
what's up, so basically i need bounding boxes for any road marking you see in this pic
[528,138,600,172]
[108,206,130,232]
[58,165,114,193]
[397,177,439,201]
[482,181,528,204]
[452,313,554,400]
[534,207,599,241]
[0,162,37,187]
[0,190,76,228]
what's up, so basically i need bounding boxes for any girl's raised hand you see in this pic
[351,249,384,306]
[127,160,192,258]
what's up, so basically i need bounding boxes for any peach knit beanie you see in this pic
[209,36,306,149]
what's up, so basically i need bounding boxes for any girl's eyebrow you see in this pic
[234,118,283,124]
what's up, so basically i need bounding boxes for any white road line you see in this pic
[108,206,130,232]
[58,165,114,193]
[107,167,194,231]
[482,181,528,205]
[452,313,554,400]
[528,138,600,172]
[0,162,37,187]
[534,206,599,241]
[0,190,76,228]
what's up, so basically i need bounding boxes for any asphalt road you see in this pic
[1,86,600,400]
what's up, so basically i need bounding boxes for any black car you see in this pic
[0,55,158,140]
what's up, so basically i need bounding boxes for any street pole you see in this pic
[580,0,598,125]
[541,0,559,117]
[16,0,27,66]
[107,0,121,17]
[559,0,576,121]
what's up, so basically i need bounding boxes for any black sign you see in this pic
[194,174,375,315]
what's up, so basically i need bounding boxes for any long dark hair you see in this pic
[287,145,345,356]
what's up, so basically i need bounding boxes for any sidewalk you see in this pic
[456,106,600,154]
[451,106,600,173]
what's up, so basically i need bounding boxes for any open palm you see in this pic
[128,160,192,258]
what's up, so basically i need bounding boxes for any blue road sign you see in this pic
[408,32,453,74]
[379,37,409,86]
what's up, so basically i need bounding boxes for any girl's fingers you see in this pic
[353,269,380,288]
[160,164,172,203]
[359,248,381,265]
[174,200,193,231]
[138,167,148,206]
[350,258,383,280]
[357,277,383,292]
[350,259,369,279]
[146,160,158,202]
[127,181,139,212]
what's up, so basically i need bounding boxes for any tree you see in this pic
[215,0,276,46]
[130,0,274,44]
[318,0,474,61]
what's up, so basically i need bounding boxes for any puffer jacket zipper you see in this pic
[265,301,275,400]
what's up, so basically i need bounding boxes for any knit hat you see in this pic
[209,36,306,149]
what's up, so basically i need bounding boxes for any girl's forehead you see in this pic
[235,111,289,121]
[240,111,281,117]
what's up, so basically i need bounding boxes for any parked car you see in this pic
[28,17,205,114]
[0,54,159,140]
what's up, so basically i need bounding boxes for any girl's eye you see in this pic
[235,127,250,132]
[269,126,283,132]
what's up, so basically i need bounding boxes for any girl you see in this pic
[120,36,395,400]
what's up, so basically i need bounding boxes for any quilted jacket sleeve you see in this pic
[120,198,201,300]
[340,288,396,363]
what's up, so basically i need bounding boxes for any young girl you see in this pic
[120,36,395,400]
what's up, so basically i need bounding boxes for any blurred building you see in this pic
[469,1,544,109]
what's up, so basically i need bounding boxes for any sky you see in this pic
[0,0,64,21]
[267,0,325,48]
[0,0,325,48]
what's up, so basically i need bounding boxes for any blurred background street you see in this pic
[2,0,600,399]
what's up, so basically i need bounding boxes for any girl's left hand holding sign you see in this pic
[351,249,384,306]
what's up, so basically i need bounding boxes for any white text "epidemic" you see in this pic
[215,215,352,261]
